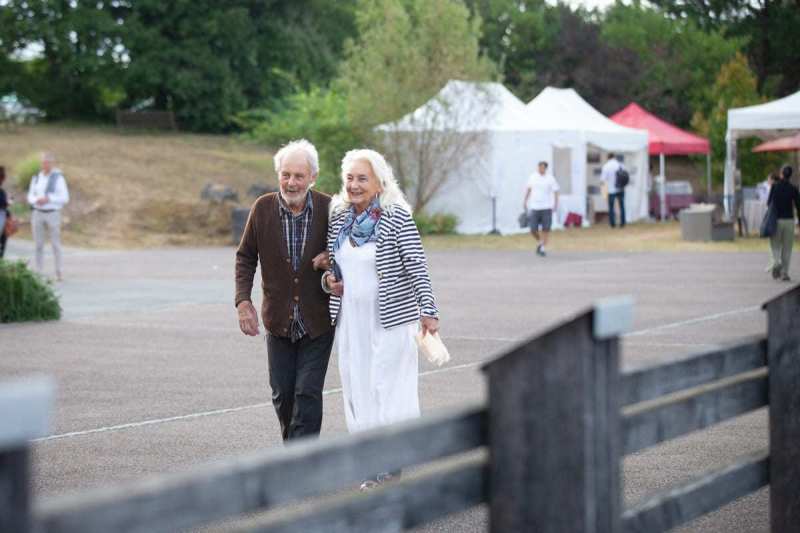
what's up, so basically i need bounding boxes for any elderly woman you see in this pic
[322,148,439,489]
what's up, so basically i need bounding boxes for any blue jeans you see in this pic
[608,192,626,227]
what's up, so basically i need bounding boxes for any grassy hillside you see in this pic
[0,124,277,247]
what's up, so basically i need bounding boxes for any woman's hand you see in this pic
[312,251,330,271]
[420,316,439,336]
[324,272,344,297]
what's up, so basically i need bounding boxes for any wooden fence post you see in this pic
[482,297,632,533]
[0,377,54,533]
[763,285,800,533]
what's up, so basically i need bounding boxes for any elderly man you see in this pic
[27,152,70,280]
[235,139,333,441]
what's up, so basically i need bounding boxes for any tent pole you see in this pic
[659,153,666,221]
[706,153,712,200]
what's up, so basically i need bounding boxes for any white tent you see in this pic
[522,88,650,228]
[724,90,800,216]
[377,81,649,234]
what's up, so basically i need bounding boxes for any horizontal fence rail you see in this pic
[232,457,488,533]
[622,368,768,455]
[622,450,769,533]
[34,405,486,533]
[620,336,767,407]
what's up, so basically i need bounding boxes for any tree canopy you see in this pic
[1,0,796,137]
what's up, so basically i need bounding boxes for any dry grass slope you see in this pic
[0,124,772,253]
[0,124,276,247]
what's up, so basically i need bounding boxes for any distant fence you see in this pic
[115,110,177,131]
[2,287,799,532]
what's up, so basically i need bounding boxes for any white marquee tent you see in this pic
[724,90,800,216]
[523,88,650,228]
[377,81,649,234]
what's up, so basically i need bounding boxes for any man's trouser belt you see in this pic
[34,208,57,213]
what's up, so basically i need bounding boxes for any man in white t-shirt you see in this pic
[523,161,559,256]
[601,153,625,228]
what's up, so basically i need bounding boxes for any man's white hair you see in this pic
[41,152,56,163]
[331,148,412,215]
[273,139,319,177]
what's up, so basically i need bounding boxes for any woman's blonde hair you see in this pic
[331,148,412,215]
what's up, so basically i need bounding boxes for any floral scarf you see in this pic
[334,197,382,252]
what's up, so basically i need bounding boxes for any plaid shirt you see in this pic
[278,191,313,341]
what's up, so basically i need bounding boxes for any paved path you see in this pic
[0,237,788,532]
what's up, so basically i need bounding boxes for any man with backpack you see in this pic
[601,153,629,228]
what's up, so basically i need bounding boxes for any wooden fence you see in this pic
[115,110,177,131]
[2,286,799,532]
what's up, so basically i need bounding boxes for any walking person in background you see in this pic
[601,153,625,228]
[523,161,559,256]
[323,149,439,490]
[0,166,9,258]
[27,152,69,280]
[767,165,800,282]
[235,139,334,442]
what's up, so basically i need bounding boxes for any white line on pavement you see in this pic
[624,305,761,337]
[34,304,761,443]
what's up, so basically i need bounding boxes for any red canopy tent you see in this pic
[611,103,711,219]
[752,133,800,153]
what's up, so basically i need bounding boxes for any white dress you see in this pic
[335,238,420,433]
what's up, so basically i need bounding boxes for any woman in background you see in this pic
[767,165,800,281]
[0,166,9,258]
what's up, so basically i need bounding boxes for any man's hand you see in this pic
[36,197,47,206]
[312,251,330,271]
[324,272,344,297]
[420,316,439,336]
[237,300,260,336]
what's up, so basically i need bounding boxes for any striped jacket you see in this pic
[327,204,439,329]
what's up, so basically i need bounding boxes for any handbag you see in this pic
[759,205,777,238]
[3,215,18,237]
[518,210,529,229]
[415,330,451,367]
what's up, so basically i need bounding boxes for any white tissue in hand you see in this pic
[415,331,450,367]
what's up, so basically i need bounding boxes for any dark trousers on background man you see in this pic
[267,330,334,441]
[608,192,626,228]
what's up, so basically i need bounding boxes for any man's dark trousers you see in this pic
[267,330,334,441]
[608,191,626,227]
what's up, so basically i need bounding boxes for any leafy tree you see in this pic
[691,52,781,186]
[602,2,743,126]
[121,0,254,131]
[0,0,127,119]
[650,0,800,97]
[238,87,359,194]
[464,0,550,102]
[337,0,496,211]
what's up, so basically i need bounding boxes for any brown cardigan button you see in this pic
[293,277,299,283]
[293,296,300,302]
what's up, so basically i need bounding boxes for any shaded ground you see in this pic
[0,237,790,532]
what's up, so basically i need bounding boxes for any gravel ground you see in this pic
[1,236,789,532]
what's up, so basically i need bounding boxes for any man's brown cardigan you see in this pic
[235,191,332,339]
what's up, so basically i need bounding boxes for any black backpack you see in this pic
[615,167,630,189]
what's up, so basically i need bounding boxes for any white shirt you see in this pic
[27,169,70,211]
[601,158,621,194]
[525,172,560,210]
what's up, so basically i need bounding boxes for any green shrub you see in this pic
[13,153,40,190]
[0,260,61,323]
[237,86,364,194]
[413,212,458,235]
